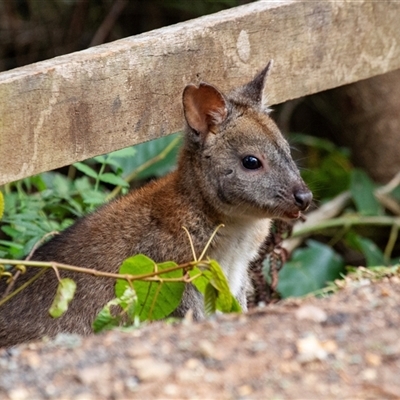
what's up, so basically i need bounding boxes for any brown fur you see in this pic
[0,63,312,347]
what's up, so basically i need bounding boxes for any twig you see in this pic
[26,231,59,261]
[0,269,47,307]
[2,231,59,299]
[0,258,195,282]
[384,224,399,263]
[198,224,225,262]
[182,226,197,262]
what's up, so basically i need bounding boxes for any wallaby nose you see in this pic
[293,188,312,211]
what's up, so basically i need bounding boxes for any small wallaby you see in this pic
[0,62,312,347]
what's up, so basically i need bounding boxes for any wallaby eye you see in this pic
[242,155,262,170]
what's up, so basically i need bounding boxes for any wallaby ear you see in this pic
[183,82,228,136]
[238,60,274,109]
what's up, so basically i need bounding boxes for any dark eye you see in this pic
[242,155,262,170]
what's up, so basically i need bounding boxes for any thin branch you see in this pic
[198,224,224,261]
[0,258,195,282]
[384,224,399,263]
[0,269,47,307]
[182,226,197,262]
[26,231,59,261]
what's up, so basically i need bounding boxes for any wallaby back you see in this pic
[0,63,312,347]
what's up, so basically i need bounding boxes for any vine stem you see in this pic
[0,258,199,282]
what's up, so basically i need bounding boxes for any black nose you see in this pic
[293,188,313,211]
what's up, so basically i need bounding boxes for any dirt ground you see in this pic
[1,276,400,400]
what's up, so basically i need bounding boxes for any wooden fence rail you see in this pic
[1,0,400,185]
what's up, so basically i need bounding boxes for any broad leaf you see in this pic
[116,254,185,321]
[92,298,122,333]
[277,240,345,297]
[112,134,181,180]
[49,278,77,318]
[204,283,217,315]
[345,232,386,267]
[92,287,137,333]
[208,260,233,313]
[191,261,241,314]
[350,169,381,216]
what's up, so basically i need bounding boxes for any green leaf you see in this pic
[99,173,129,187]
[81,190,107,206]
[190,261,241,314]
[345,232,386,267]
[290,134,352,200]
[190,266,209,293]
[92,299,121,333]
[208,260,233,313]
[277,240,345,298]
[350,169,381,216]
[108,146,137,159]
[0,240,24,250]
[92,287,137,333]
[51,174,73,197]
[73,162,99,179]
[115,255,185,321]
[113,134,181,180]
[49,278,77,318]
[204,283,217,315]
[358,238,386,266]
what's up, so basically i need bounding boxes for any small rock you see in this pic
[131,358,172,382]
[296,334,328,363]
[365,352,382,367]
[197,340,215,358]
[237,384,253,396]
[361,368,377,381]
[8,388,30,400]
[295,305,327,323]
[185,358,203,370]
[164,383,179,396]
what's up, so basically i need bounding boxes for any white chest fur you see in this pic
[208,217,272,303]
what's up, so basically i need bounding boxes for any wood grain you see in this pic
[1,0,400,185]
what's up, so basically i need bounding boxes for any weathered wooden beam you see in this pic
[1,0,400,185]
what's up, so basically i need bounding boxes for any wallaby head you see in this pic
[181,61,312,220]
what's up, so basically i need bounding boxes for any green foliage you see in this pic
[277,133,400,298]
[344,232,386,267]
[0,134,181,260]
[92,287,138,333]
[91,256,240,333]
[276,240,345,298]
[290,134,352,200]
[190,261,241,315]
[350,169,382,216]
[112,133,181,181]
[115,255,185,321]
[49,278,77,318]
